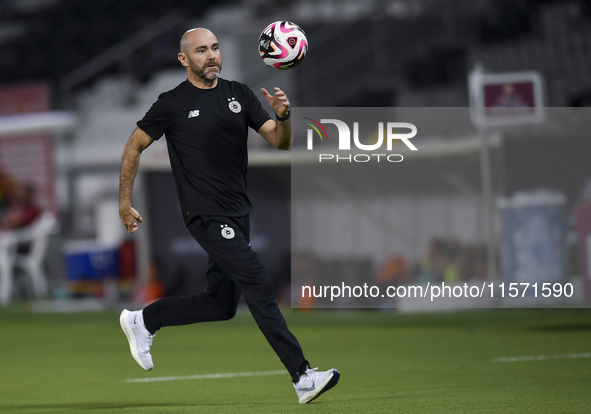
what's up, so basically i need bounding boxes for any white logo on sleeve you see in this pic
[188,110,200,118]
[220,224,235,239]
[228,97,241,113]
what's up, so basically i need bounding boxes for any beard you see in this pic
[192,61,222,81]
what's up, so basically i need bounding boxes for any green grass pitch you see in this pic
[0,307,590,413]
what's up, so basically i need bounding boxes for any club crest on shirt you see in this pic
[228,97,242,114]
[220,224,235,239]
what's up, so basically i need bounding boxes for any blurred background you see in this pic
[0,0,590,310]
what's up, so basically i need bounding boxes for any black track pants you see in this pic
[142,214,309,383]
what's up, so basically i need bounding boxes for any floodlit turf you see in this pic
[0,306,590,413]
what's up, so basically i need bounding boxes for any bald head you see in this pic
[178,27,222,86]
[180,28,217,54]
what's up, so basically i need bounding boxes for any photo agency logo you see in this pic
[302,117,418,162]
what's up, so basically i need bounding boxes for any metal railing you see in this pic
[58,11,186,105]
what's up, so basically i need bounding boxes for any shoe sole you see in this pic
[299,369,340,404]
[119,309,152,371]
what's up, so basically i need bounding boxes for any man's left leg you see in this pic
[187,214,310,383]
[188,214,340,404]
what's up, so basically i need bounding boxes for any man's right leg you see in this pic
[121,257,240,370]
[142,257,241,334]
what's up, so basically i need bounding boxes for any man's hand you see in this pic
[119,205,143,233]
[261,87,290,117]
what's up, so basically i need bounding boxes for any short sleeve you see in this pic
[245,86,272,132]
[137,93,170,140]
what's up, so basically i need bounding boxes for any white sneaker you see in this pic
[119,309,155,371]
[293,367,340,404]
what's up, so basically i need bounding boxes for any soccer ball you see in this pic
[258,21,308,70]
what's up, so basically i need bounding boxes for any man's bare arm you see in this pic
[258,118,291,150]
[258,87,291,150]
[119,127,154,233]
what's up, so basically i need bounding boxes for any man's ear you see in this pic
[178,52,189,67]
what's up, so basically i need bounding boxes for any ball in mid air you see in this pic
[258,21,308,70]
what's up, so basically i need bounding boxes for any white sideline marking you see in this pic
[126,370,287,383]
[492,353,590,363]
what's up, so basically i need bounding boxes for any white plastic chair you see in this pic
[0,212,56,305]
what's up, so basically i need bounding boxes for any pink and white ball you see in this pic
[258,21,308,70]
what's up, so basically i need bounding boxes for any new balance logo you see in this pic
[188,110,200,118]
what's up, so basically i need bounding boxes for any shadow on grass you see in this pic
[0,399,326,412]
[0,395,364,412]
[0,402,194,412]
[528,323,591,332]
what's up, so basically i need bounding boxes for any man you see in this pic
[118,28,339,404]
[0,182,40,230]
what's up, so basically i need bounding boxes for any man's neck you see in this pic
[188,74,218,89]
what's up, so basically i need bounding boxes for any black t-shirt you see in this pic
[137,79,271,225]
